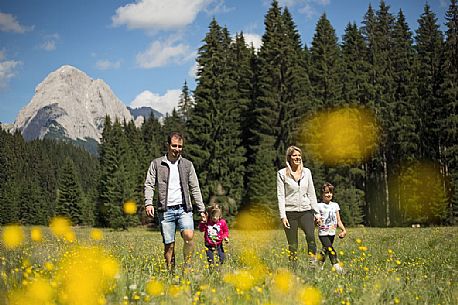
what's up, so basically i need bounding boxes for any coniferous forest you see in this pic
[1,0,457,228]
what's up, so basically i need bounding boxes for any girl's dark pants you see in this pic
[205,243,225,265]
[284,210,317,259]
[319,235,338,265]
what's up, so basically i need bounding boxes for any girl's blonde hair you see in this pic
[285,145,303,179]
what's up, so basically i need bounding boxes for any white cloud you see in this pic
[96,59,121,70]
[130,89,181,115]
[272,0,329,19]
[136,38,193,68]
[39,33,59,51]
[204,0,233,15]
[188,62,199,79]
[0,12,33,33]
[112,0,212,31]
[0,60,22,89]
[40,40,55,51]
[243,33,263,50]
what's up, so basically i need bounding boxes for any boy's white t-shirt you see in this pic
[317,201,340,236]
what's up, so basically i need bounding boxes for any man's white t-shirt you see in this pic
[165,158,182,206]
[317,201,340,236]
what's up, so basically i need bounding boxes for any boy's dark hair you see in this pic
[321,182,334,194]
[167,132,184,144]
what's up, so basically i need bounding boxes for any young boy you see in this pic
[317,182,347,273]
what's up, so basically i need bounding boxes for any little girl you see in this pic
[317,182,347,273]
[198,205,229,266]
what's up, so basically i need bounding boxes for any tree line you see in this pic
[0,0,456,228]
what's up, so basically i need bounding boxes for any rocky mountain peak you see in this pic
[13,65,133,144]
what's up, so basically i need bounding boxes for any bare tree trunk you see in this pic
[383,152,390,227]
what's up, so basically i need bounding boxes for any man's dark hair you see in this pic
[167,132,184,144]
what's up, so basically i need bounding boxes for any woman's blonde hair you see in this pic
[285,145,303,178]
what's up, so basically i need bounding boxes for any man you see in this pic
[144,132,205,270]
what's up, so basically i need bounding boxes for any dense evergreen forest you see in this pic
[1,0,456,228]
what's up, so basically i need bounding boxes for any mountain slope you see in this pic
[13,65,133,143]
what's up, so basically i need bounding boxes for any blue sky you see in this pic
[0,0,449,123]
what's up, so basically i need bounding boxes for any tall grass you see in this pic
[1,226,457,304]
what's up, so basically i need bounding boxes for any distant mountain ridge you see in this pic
[128,106,162,120]
[10,65,159,153]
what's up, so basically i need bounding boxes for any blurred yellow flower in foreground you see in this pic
[224,270,255,291]
[55,245,120,305]
[30,227,43,242]
[123,201,137,215]
[272,269,294,294]
[7,277,54,305]
[2,224,24,249]
[49,216,74,241]
[298,286,322,305]
[90,228,104,241]
[300,107,379,165]
[146,278,164,296]
[390,161,447,223]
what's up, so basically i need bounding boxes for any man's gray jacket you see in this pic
[144,155,205,213]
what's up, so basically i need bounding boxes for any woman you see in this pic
[277,145,321,264]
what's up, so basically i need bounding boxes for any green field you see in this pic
[1,226,457,305]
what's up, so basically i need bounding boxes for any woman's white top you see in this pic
[277,167,319,219]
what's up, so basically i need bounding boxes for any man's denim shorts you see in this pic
[158,205,194,244]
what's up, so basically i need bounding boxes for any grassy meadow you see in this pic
[0,224,457,305]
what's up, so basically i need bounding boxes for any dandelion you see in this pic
[55,245,120,305]
[272,269,293,294]
[44,262,54,271]
[146,278,164,296]
[297,286,322,305]
[356,239,362,244]
[49,216,74,240]
[30,227,43,242]
[224,270,255,291]
[300,107,379,164]
[123,201,137,215]
[168,285,182,297]
[90,229,104,241]
[2,224,24,249]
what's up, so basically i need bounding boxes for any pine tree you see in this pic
[177,81,194,123]
[142,114,163,161]
[55,158,84,225]
[388,9,421,225]
[309,13,342,108]
[247,1,311,215]
[0,130,22,224]
[325,22,372,226]
[98,118,135,228]
[231,32,256,204]
[361,1,396,226]
[124,119,147,222]
[187,20,246,214]
[341,22,371,106]
[415,3,444,161]
[440,0,458,224]
[162,109,185,149]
